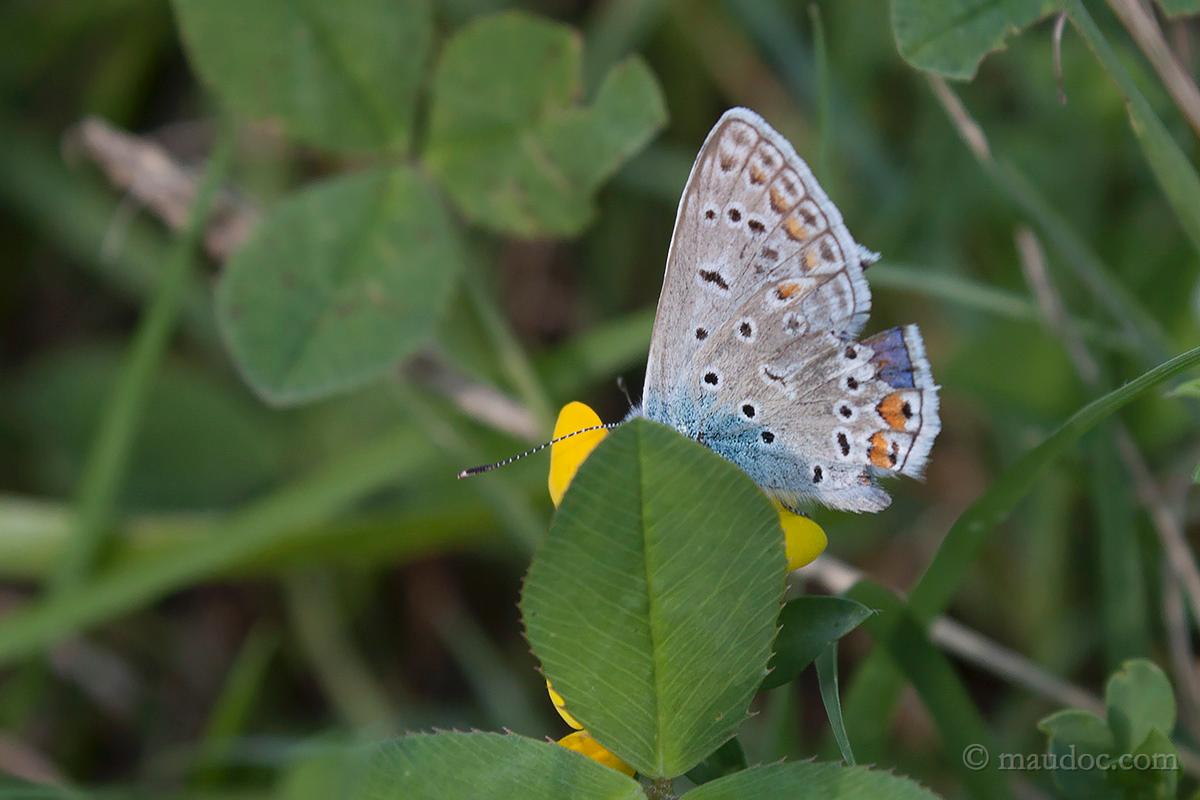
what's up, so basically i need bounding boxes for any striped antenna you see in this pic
[456,423,622,479]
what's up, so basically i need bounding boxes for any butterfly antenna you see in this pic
[456,423,622,479]
[615,375,634,407]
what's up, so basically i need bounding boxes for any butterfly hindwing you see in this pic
[636,108,939,513]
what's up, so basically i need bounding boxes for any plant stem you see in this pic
[645,777,675,800]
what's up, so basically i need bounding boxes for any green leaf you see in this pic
[521,419,786,778]
[1159,0,1200,17]
[686,738,747,786]
[426,11,666,237]
[681,762,941,799]
[1167,377,1200,399]
[360,732,643,800]
[171,0,430,152]
[1126,728,1180,797]
[890,0,1057,80]
[1037,709,1119,799]
[1105,659,1176,753]
[217,167,464,405]
[762,595,873,689]
[276,738,374,800]
[816,643,854,766]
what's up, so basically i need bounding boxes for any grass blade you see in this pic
[908,343,1200,619]
[848,581,1010,800]
[815,643,854,766]
[1066,0,1200,257]
[0,424,428,667]
[51,118,232,592]
[844,344,1200,761]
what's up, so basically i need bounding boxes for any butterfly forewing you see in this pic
[637,108,939,513]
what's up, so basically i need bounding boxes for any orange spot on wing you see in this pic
[770,187,789,214]
[803,251,818,271]
[877,393,909,431]
[750,166,767,185]
[784,216,807,241]
[775,281,802,300]
[869,431,895,469]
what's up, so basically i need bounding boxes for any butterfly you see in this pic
[626,108,940,513]
[460,108,939,513]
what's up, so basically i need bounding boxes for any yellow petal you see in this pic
[546,679,582,730]
[777,504,827,570]
[557,730,636,777]
[548,402,608,507]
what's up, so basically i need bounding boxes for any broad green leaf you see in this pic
[171,0,430,152]
[360,732,642,799]
[816,643,854,765]
[682,762,941,799]
[426,11,666,237]
[1159,0,1200,16]
[277,741,373,800]
[521,419,786,778]
[1125,728,1180,797]
[762,595,873,689]
[1105,660,1176,753]
[890,0,1056,80]
[686,738,747,786]
[217,167,464,404]
[1038,709,1120,799]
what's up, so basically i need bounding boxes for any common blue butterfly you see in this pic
[628,108,940,513]
[462,108,940,513]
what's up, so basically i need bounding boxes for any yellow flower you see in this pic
[547,677,634,775]
[548,401,609,507]
[777,502,827,570]
[557,730,637,777]
[547,402,827,568]
[546,679,582,730]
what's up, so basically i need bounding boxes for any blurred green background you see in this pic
[1,0,1199,797]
